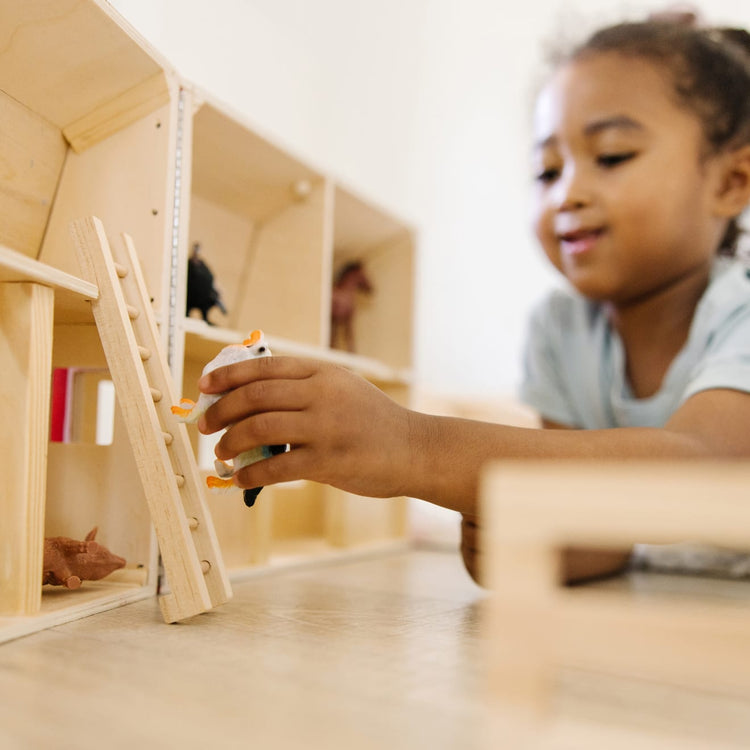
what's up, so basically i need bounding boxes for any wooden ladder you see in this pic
[70,216,232,623]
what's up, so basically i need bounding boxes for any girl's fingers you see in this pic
[199,356,316,393]
[215,412,309,461]
[199,376,312,434]
[232,445,314,489]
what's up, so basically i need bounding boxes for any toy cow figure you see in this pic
[171,329,288,507]
[43,527,126,589]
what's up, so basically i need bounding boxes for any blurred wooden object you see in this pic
[482,460,750,726]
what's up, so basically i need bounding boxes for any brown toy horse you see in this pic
[43,527,126,589]
[330,261,373,352]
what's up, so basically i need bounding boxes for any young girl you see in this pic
[195,20,750,584]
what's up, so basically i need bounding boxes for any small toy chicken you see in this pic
[43,527,126,589]
[171,330,287,506]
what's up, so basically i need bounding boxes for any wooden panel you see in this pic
[345,231,415,368]
[40,102,174,314]
[0,0,167,134]
[187,193,255,326]
[0,283,54,615]
[63,71,170,153]
[0,91,66,258]
[206,486,273,569]
[191,99,322,221]
[334,185,407,256]
[271,482,326,541]
[232,180,332,345]
[326,490,407,548]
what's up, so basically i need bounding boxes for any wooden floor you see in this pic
[4,547,750,749]
[0,548,490,750]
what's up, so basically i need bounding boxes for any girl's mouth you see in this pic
[558,227,604,256]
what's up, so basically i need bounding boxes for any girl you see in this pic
[196,20,750,584]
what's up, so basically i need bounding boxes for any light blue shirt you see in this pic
[520,260,750,428]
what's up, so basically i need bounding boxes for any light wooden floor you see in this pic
[0,548,489,750]
[4,548,750,750]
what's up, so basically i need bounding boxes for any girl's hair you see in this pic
[565,21,750,256]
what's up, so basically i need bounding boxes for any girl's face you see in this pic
[531,52,728,305]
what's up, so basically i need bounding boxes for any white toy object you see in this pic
[171,329,286,506]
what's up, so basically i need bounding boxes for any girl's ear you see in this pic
[713,144,750,217]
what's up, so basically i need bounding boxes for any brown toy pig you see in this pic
[43,527,126,589]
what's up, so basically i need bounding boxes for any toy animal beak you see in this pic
[243,329,262,347]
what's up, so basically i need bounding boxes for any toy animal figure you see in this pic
[187,242,227,324]
[330,261,373,352]
[43,527,126,589]
[171,329,287,507]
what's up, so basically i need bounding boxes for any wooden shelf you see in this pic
[191,95,323,222]
[0,0,171,152]
[332,185,415,369]
[0,575,151,645]
[1,0,415,639]
[0,244,97,322]
[182,317,413,386]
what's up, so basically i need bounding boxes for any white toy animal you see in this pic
[171,329,287,506]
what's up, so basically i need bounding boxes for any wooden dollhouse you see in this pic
[0,0,415,642]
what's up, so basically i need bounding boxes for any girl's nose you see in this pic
[553,166,591,211]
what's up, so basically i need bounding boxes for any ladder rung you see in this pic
[200,560,211,574]
[162,431,173,445]
[114,262,128,278]
[150,387,162,402]
[126,304,139,320]
[188,516,199,530]
[138,346,151,361]
[175,474,185,488]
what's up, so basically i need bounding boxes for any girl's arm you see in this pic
[198,357,750,512]
[197,357,750,583]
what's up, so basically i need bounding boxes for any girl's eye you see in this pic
[535,167,560,184]
[597,152,636,168]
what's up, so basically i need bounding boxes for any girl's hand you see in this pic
[196,357,413,498]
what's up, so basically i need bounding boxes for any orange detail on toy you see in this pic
[243,329,262,346]
[170,399,195,418]
[206,476,235,490]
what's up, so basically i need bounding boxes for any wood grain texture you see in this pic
[0,550,487,750]
[0,91,66,257]
[482,460,750,721]
[1,549,749,749]
[0,0,168,132]
[70,217,231,622]
[0,282,53,615]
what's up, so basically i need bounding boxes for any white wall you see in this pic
[110,0,750,399]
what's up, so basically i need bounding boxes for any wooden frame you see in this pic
[481,460,750,725]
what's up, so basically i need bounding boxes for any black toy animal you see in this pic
[187,242,227,324]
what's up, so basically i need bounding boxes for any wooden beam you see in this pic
[0,282,54,615]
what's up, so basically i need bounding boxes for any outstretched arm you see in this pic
[198,357,750,515]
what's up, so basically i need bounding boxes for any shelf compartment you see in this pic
[331,186,415,369]
[187,94,329,346]
[183,318,413,387]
